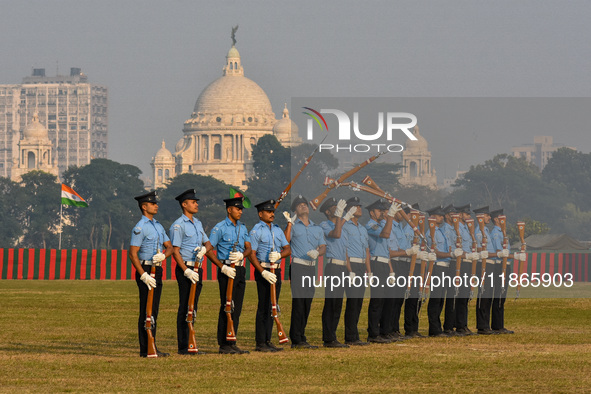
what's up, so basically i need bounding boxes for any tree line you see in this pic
[1,139,589,250]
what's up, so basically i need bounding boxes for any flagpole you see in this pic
[59,202,63,250]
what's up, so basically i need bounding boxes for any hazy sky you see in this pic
[2,0,590,181]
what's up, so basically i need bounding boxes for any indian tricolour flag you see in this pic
[61,184,88,207]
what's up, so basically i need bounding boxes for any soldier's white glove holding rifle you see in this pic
[184,268,199,284]
[387,202,402,218]
[428,252,437,262]
[452,248,464,258]
[152,252,165,263]
[343,206,357,222]
[269,251,282,263]
[497,249,509,258]
[229,251,243,263]
[418,251,429,261]
[283,212,297,224]
[480,250,489,260]
[261,270,277,284]
[307,249,320,260]
[140,272,157,290]
[221,265,236,279]
[405,245,420,256]
[334,199,347,218]
[194,246,207,260]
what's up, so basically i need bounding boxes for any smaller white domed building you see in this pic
[273,104,302,147]
[11,112,59,181]
[151,140,176,188]
[399,125,437,188]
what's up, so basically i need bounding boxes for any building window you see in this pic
[165,169,170,179]
[158,169,163,181]
[409,161,417,178]
[27,152,36,169]
[214,143,221,160]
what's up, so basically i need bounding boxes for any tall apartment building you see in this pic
[0,67,107,179]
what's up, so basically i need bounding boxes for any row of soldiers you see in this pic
[129,189,525,357]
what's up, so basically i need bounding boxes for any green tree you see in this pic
[0,177,26,247]
[506,217,550,244]
[19,171,61,249]
[542,148,591,211]
[450,154,561,224]
[61,159,145,249]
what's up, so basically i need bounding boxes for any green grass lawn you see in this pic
[0,280,590,392]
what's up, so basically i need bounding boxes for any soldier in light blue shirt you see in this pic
[342,196,371,346]
[209,195,252,354]
[284,195,326,349]
[366,199,400,343]
[129,190,174,358]
[249,200,291,352]
[318,197,351,348]
[170,189,223,356]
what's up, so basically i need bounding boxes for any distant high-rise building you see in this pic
[0,67,108,179]
[511,136,575,170]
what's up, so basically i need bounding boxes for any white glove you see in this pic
[283,211,296,224]
[194,246,207,260]
[229,251,243,262]
[269,251,282,263]
[261,270,277,284]
[307,249,320,260]
[140,272,157,290]
[466,252,476,260]
[367,272,374,283]
[152,252,165,263]
[334,199,347,218]
[221,264,236,279]
[405,245,420,256]
[480,251,489,260]
[452,248,464,258]
[387,272,396,286]
[518,252,527,262]
[349,272,356,281]
[184,268,199,284]
[428,252,436,262]
[497,249,509,258]
[387,202,402,218]
[417,251,428,261]
[343,206,357,221]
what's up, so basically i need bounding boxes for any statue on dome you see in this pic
[231,25,239,46]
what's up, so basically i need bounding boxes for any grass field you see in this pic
[1,280,590,393]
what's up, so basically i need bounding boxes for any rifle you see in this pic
[498,215,508,306]
[476,214,488,308]
[310,151,387,210]
[416,215,428,313]
[421,217,438,304]
[465,218,478,302]
[274,132,330,209]
[225,240,239,342]
[342,179,432,253]
[271,232,289,344]
[405,211,420,300]
[187,246,203,353]
[451,213,462,310]
[145,264,158,358]
[515,221,526,300]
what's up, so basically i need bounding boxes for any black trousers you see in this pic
[367,258,391,338]
[290,263,316,344]
[321,261,347,342]
[491,262,510,330]
[454,261,473,329]
[443,263,459,331]
[217,265,246,346]
[135,265,163,356]
[384,259,406,334]
[427,265,448,335]
[255,268,282,344]
[344,262,366,342]
[476,262,496,330]
[398,260,421,334]
[175,264,203,353]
